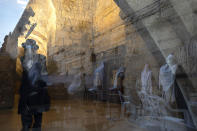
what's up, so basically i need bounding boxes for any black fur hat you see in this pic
[22,39,39,50]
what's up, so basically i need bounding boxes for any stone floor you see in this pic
[0,95,146,131]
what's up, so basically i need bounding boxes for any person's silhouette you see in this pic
[18,39,50,131]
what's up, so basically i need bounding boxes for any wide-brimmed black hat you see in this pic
[22,39,39,50]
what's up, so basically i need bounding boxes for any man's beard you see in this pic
[24,52,35,71]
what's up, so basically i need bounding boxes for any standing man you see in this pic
[18,39,50,131]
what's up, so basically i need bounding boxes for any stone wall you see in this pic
[92,0,160,99]
[47,0,95,75]
[0,53,15,108]
[122,0,197,88]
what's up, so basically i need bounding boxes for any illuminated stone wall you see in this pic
[48,0,95,74]
[7,0,95,75]
[93,0,125,52]
[17,0,56,56]
[5,0,57,76]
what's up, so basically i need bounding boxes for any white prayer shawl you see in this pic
[67,73,82,94]
[93,62,104,88]
[159,54,177,103]
[113,67,125,89]
[141,64,152,94]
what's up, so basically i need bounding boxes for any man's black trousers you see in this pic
[21,112,42,130]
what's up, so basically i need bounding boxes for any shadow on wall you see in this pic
[16,7,35,36]
[0,35,18,108]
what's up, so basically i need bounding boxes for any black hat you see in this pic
[22,39,39,50]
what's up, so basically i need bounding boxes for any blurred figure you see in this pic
[88,62,106,101]
[113,67,125,94]
[90,62,105,91]
[81,73,87,99]
[18,39,50,131]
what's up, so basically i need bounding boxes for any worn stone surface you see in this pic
[48,83,68,99]
[0,95,147,131]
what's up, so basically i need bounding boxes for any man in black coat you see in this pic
[18,39,50,131]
